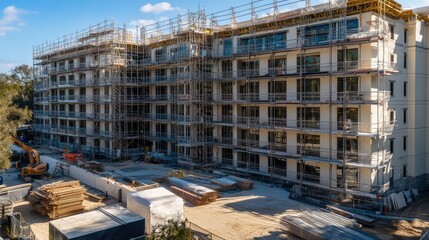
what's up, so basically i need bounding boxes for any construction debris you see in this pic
[28,181,86,219]
[227,176,253,190]
[280,210,374,240]
[168,177,217,202]
[77,160,104,172]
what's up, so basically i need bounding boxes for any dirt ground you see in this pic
[361,195,429,240]
[3,153,429,240]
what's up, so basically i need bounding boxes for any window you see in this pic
[297,134,320,157]
[222,148,233,166]
[221,105,233,123]
[403,165,407,177]
[297,55,320,73]
[221,82,233,100]
[404,52,407,69]
[297,107,320,128]
[390,110,395,124]
[268,58,287,75]
[337,108,358,130]
[221,60,233,78]
[269,131,287,151]
[390,81,395,96]
[404,82,407,97]
[269,107,287,126]
[404,29,408,43]
[337,137,359,161]
[390,25,394,39]
[297,78,320,101]
[223,38,233,56]
[390,139,394,153]
[403,108,407,124]
[403,136,407,151]
[238,60,259,77]
[337,48,358,71]
[390,54,395,64]
[269,81,287,101]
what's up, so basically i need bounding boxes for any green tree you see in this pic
[0,73,32,169]
[146,219,193,240]
[10,64,34,111]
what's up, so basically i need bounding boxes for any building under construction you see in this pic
[33,0,429,201]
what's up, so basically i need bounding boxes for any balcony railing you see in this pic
[212,91,390,104]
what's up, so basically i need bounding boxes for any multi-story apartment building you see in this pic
[33,0,429,201]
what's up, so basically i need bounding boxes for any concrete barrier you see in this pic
[41,155,135,203]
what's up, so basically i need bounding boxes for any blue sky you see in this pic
[0,0,428,73]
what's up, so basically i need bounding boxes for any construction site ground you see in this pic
[2,153,429,240]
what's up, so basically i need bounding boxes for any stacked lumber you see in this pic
[280,210,372,240]
[170,186,208,206]
[28,181,86,219]
[227,176,253,190]
[168,177,217,205]
[0,196,13,218]
[210,177,237,191]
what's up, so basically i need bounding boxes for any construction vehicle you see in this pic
[10,134,49,182]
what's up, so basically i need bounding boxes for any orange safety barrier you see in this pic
[64,153,83,163]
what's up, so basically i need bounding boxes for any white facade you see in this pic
[33,2,429,199]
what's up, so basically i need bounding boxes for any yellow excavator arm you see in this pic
[10,134,40,166]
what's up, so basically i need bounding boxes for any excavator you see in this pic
[10,134,49,182]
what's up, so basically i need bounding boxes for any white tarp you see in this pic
[168,177,216,196]
[127,187,184,234]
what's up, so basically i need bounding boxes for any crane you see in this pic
[10,134,49,182]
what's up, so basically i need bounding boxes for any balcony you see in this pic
[212,91,390,104]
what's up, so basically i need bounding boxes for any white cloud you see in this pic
[0,6,28,36]
[140,2,177,14]
[0,60,16,73]
[130,19,157,27]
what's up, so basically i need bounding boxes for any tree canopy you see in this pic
[0,65,32,169]
[146,218,193,240]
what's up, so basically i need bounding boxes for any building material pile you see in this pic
[0,196,13,218]
[127,187,184,234]
[0,183,32,202]
[168,177,217,206]
[384,189,418,211]
[77,160,104,172]
[281,210,374,240]
[210,177,237,191]
[28,181,86,219]
[227,176,253,190]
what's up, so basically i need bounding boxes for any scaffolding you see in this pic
[33,0,428,201]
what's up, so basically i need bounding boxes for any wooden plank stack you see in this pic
[0,196,13,218]
[227,176,253,190]
[168,177,218,206]
[210,177,237,191]
[28,181,86,219]
[170,186,209,206]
